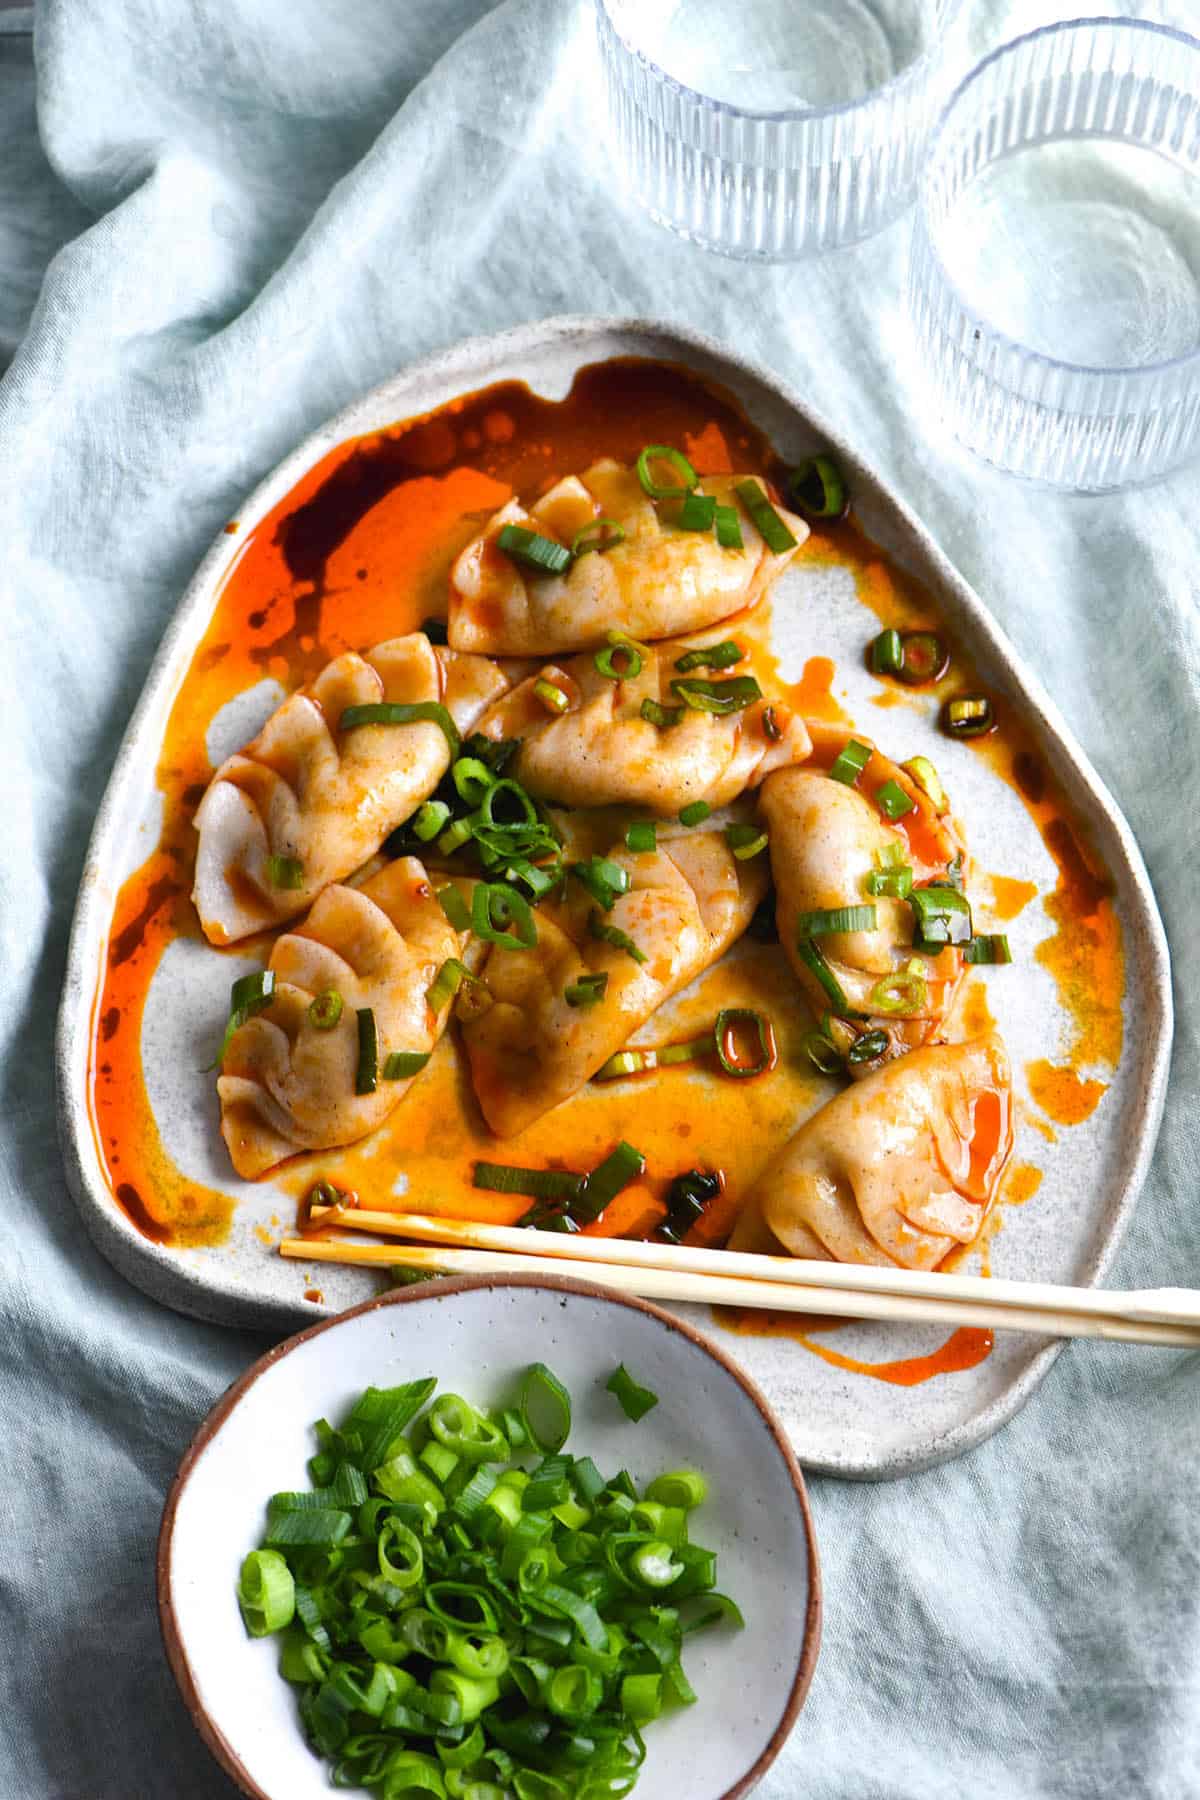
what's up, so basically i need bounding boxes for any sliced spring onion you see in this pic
[578,1141,646,1221]
[659,1169,722,1244]
[506,857,562,900]
[733,478,798,553]
[427,958,469,1012]
[479,777,539,832]
[594,1049,656,1081]
[267,853,304,890]
[307,989,344,1032]
[828,739,871,785]
[355,1008,379,1095]
[868,962,928,1015]
[795,905,877,937]
[785,453,847,520]
[646,1470,708,1509]
[520,1362,573,1453]
[795,938,855,1017]
[875,779,915,821]
[865,866,913,899]
[625,821,657,853]
[436,884,471,932]
[571,518,625,557]
[238,1549,295,1637]
[564,972,608,1009]
[636,444,697,499]
[715,1008,776,1079]
[383,1050,432,1081]
[450,757,492,807]
[909,884,973,949]
[338,701,460,754]
[570,857,631,911]
[725,823,768,859]
[437,815,476,857]
[473,1163,583,1201]
[676,492,716,531]
[943,694,995,737]
[714,503,744,550]
[869,629,904,676]
[533,677,570,715]
[944,851,966,891]
[761,704,783,741]
[964,933,1013,965]
[670,675,762,716]
[605,1364,659,1423]
[471,882,537,950]
[495,523,572,577]
[211,969,276,1068]
[589,911,646,965]
[678,800,711,827]
[896,631,949,686]
[903,755,949,814]
[801,1028,844,1076]
[674,640,743,673]
[847,1028,889,1066]
[594,636,643,680]
[640,697,683,729]
[410,799,451,842]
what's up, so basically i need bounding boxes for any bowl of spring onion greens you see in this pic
[158,1273,821,1800]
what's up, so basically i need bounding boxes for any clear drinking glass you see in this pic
[908,18,1200,489]
[596,0,969,258]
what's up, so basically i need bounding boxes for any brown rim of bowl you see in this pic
[157,1271,822,1800]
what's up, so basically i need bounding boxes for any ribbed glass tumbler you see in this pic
[595,0,968,259]
[908,19,1200,490]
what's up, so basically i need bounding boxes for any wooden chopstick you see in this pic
[280,1217,1200,1348]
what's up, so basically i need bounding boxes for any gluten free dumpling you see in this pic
[459,828,769,1138]
[217,857,460,1178]
[739,1034,1012,1270]
[476,634,811,814]
[447,460,807,656]
[193,634,509,945]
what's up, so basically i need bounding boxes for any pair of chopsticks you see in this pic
[280,1208,1200,1348]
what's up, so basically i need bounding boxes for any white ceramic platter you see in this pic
[57,317,1172,1478]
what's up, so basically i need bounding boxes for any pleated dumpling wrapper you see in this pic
[735,1034,1012,1270]
[458,826,769,1138]
[193,633,509,945]
[447,459,807,656]
[475,632,811,814]
[218,857,459,1178]
[760,728,968,1062]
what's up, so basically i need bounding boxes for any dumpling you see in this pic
[759,732,968,1059]
[459,829,769,1137]
[447,460,807,656]
[217,857,460,1178]
[475,633,811,814]
[193,634,510,945]
[742,1035,1012,1270]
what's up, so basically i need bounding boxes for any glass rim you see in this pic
[595,0,967,128]
[916,14,1200,385]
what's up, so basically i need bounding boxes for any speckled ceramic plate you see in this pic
[57,317,1172,1478]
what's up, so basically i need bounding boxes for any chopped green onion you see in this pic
[670,675,762,716]
[674,640,743,673]
[355,1008,379,1095]
[479,777,539,832]
[588,911,647,965]
[565,972,608,1009]
[436,884,471,932]
[427,958,468,1012]
[571,518,625,557]
[210,969,276,1068]
[785,454,847,520]
[496,523,572,577]
[307,989,344,1032]
[896,631,949,686]
[411,799,451,842]
[570,857,631,911]
[964,933,1013,965]
[383,1050,432,1081]
[474,1162,583,1200]
[875,779,915,821]
[943,694,995,737]
[437,815,476,856]
[796,904,877,936]
[869,629,904,676]
[828,739,871,785]
[577,1141,646,1222]
[676,492,717,531]
[594,637,643,680]
[724,824,767,860]
[945,851,966,891]
[903,755,949,814]
[868,963,929,1015]
[715,1008,776,1079]
[605,1365,659,1422]
[506,857,562,900]
[636,444,697,499]
[865,865,913,899]
[733,478,798,553]
[471,882,537,950]
[848,1029,889,1066]
[452,757,495,806]
[908,884,973,949]
[593,1049,656,1081]
[267,853,304,890]
[533,677,570,715]
[761,704,783,742]
[646,1470,708,1509]
[625,821,657,853]
[640,698,683,729]
[339,701,460,754]
[238,1549,295,1637]
[714,504,744,550]
[795,938,856,1017]
[801,1028,844,1076]
[517,1363,573,1454]
[678,800,711,827]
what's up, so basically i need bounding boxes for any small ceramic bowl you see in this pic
[158,1274,821,1800]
